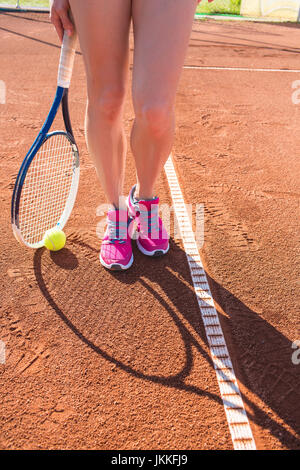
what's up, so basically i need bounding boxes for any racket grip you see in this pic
[57,31,77,89]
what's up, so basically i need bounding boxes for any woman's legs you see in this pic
[69,0,132,208]
[68,0,197,266]
[70,0,196,205]
[131,0,198,200]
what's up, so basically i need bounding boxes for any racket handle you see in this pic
[57,30,77,89]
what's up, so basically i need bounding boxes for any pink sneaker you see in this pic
[127,185,169,257]
[99,209,133,270]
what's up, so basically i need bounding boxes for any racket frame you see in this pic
[12,131,79,249]
[11,31,79,248]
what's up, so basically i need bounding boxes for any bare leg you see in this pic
[70,0,132,208]
[131,0,198,200]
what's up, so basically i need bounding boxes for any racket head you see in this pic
[12,131,80,248]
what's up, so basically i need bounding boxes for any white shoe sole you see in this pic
[99,252,134,270]
[137,239,169,257]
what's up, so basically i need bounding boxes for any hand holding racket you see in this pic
[11,29,80,249]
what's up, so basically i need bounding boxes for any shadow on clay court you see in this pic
[0,11,50,24]
[0,17,82,56]
[2,13,300,60]
[0,24,62,51]
[189,34,300,55]
[33,238,300,449]
[206,272,300,449]
[2,8,299,449]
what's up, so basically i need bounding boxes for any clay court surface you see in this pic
[0,11,299,450]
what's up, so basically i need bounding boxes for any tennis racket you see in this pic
[11,30,79,249]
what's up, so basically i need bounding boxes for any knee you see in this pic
[88,86,126,123]
[135,101,174,137]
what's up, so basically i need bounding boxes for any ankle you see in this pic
[134,185,155,201]
[108,195,127,211]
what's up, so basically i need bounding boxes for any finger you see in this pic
[59,9,74,37]
[50,10,64,42]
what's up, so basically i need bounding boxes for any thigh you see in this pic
[132,0,198,107]
[70,0,132,98]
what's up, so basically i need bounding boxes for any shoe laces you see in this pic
[107,218,127,244]
[138,204,160,236]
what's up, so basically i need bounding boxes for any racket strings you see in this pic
[19,133,76,246]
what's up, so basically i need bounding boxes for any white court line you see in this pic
[184,65,300,73]
[164,155,256,450]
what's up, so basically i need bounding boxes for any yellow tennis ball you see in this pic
[43,229,66,251]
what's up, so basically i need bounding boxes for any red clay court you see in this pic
[0,9,299,450]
